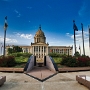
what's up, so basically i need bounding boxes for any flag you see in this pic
[5,16,7,20]
[71,45,73,50]
[73,20,78,31]
[5,23,8,27]
[4,16,8,28]
[79,45,80,50]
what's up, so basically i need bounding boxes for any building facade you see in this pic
[6,26,73,61]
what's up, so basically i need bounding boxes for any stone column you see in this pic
[33,46,34,55]
[35,46,36,56]
[31,46,33,54]
[28,48,29,53]
[22,48,24,53]
[38,46,39,58]
[43,46,44,58]
[47,46,48,55]
[40,46,41,58]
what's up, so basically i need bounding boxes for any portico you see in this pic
[31,25,49,62]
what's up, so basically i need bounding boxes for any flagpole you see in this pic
[81,23,85,56]
[74,27,76,54]
[88,25,90,50]
[3,16,8,56]
[79,45,81,56]
[73,20,78,54]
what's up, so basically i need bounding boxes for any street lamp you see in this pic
[3,16,8,56]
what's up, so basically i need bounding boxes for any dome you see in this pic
[36,30,45,36]
[35,25,45,37]
[34,25,46,43]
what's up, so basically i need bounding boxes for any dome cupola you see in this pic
[34,25,46,43]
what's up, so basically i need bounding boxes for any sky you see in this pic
[0,0,90,56]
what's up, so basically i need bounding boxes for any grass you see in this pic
[8,52,31,68]
[15,56,28,64]
[7,52,63,68]
[14,56,63,68]
[53,57,62,64]
[14,56,28,68]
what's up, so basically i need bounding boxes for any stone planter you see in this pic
[0,76,6,86]
[76,75,90,89]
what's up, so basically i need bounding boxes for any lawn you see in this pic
[14,57,62,68]
[53,57,62,64]
[15,56,28,64]
[9,53,32,68]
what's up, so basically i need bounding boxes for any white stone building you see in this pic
[6,26,73,61]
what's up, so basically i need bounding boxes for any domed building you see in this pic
[31,25,49,61]
[6,25,73,61]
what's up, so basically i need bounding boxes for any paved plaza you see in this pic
[0,71,90,90]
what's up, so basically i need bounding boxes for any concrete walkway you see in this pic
[0,71,90,90]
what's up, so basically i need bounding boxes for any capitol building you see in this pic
[6,26,73,61]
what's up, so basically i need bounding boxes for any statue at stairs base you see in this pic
[24,55,58,82]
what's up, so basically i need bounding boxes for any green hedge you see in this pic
[61,56,90,67]
[9,52,32,57]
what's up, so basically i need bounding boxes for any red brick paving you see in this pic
[27,66,55,80]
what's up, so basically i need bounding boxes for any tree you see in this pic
[8,46,22,54]
[8,48,13,54]
[74,51,80,57]
[13,46,22,53]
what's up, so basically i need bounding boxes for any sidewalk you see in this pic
[0,67,90,73]
[0,71,89,90]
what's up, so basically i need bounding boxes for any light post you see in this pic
[3,16,8,56]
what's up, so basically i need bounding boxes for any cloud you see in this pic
[66,30,89,42]
[66,30,90,56]
[27,7,32,9]
[16,33,33,39]
[6,38,18,43]
[78,1,88,17]
[48,5,52,8]
[0,36,18,43]
[14,9,21,17]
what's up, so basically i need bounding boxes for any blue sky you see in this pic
[0,0,90,56]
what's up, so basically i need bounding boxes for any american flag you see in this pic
[4,16,8,28]
[73,20,78,31]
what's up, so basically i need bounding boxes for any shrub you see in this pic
[60,56,68,65]
[66,56,78,67]
[0,56,16,67]
[77,56,90,67]
[9,52,32,57]
[61,55,90,67]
